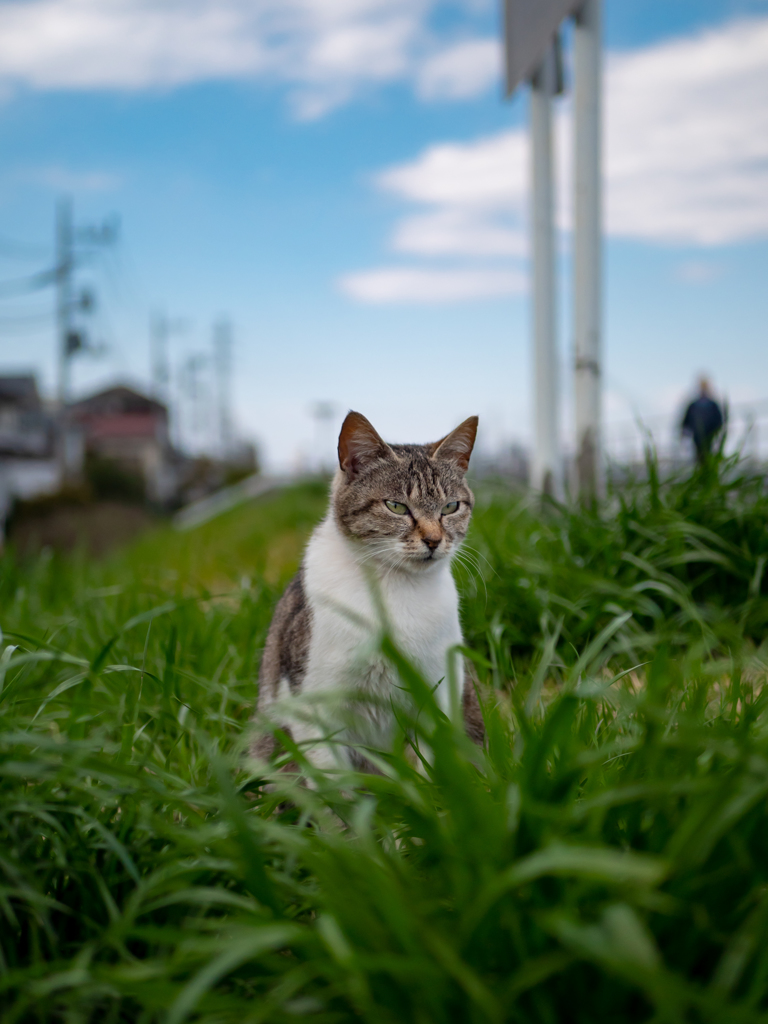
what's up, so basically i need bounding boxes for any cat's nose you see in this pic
[422,535,441,551]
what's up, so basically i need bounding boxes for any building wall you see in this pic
[0,458,63,541]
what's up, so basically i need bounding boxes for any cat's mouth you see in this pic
[417,547,445,563]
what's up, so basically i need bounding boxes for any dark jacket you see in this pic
[681,395,723,452]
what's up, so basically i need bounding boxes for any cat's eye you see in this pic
[385,500,409,515]
[441,501,459,515]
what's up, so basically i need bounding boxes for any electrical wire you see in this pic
[0,266,58,299]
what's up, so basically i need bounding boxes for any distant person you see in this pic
[681,377,723,462]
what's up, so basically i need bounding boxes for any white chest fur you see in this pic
[301,516,464,715]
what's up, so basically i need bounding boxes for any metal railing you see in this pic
[602,400,768,468]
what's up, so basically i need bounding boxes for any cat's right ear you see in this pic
[338,411,392,481]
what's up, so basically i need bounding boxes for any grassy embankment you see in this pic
[2,457,768,1023]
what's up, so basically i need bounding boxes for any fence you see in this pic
[602,399,768,469]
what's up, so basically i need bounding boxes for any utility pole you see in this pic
[56,198,73,407]
[150,311,186,452]
[180,352,210,454]
[55,197,116,407]
[530,42,562,496]
[573,0,603,498]
[151,312,185,401]
[213,317,233,460]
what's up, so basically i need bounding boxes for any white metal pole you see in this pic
[573,0,602,498]
[530,44,560,497]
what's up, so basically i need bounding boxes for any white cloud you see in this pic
[0,0,265,89]
[339,266,525,303]
[284,3,428,118]
[416,38,500,100]
[342,15,768,302]
[376,131,527,209]
[375,129,533,261]
[374,130,531,261]
[605,18,768,244]
[392,208,526,257]
[0,0,501,116]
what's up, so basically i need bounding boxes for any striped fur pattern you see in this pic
[253,411,483,770]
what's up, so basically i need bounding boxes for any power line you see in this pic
[0,266,58,299]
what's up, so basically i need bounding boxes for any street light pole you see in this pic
[530,42,561,497]
[573,0,603,498]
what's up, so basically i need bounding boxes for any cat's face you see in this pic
[333,411,477,573]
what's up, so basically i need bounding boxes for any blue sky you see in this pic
[0,0,766,469]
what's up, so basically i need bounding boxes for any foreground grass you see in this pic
[2,460,768,1022]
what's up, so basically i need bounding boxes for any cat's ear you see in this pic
[338,411,393,481]
[429,416,478,473]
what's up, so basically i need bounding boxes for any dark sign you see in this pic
[504,0,583,95]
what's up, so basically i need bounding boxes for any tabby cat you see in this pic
[252,410,483,771]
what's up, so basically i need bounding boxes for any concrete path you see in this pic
[173,473,295,531]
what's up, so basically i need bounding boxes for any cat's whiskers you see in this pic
[381,553,408,586]
[450,548,489,602]
[454,543,489,579]
[451,550,479,580]
[460,543,497,579]
[454,550,483,578]
[354,547,419,585]
[354,541,401,569]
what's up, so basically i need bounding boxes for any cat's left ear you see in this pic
[429,416,478,473]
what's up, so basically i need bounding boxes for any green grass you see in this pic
[2,459,768,1023]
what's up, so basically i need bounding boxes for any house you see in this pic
[68,385,177,503]
[0,375,78,532]
[0,375,52,458]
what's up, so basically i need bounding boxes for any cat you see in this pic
[252,410,484,773]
